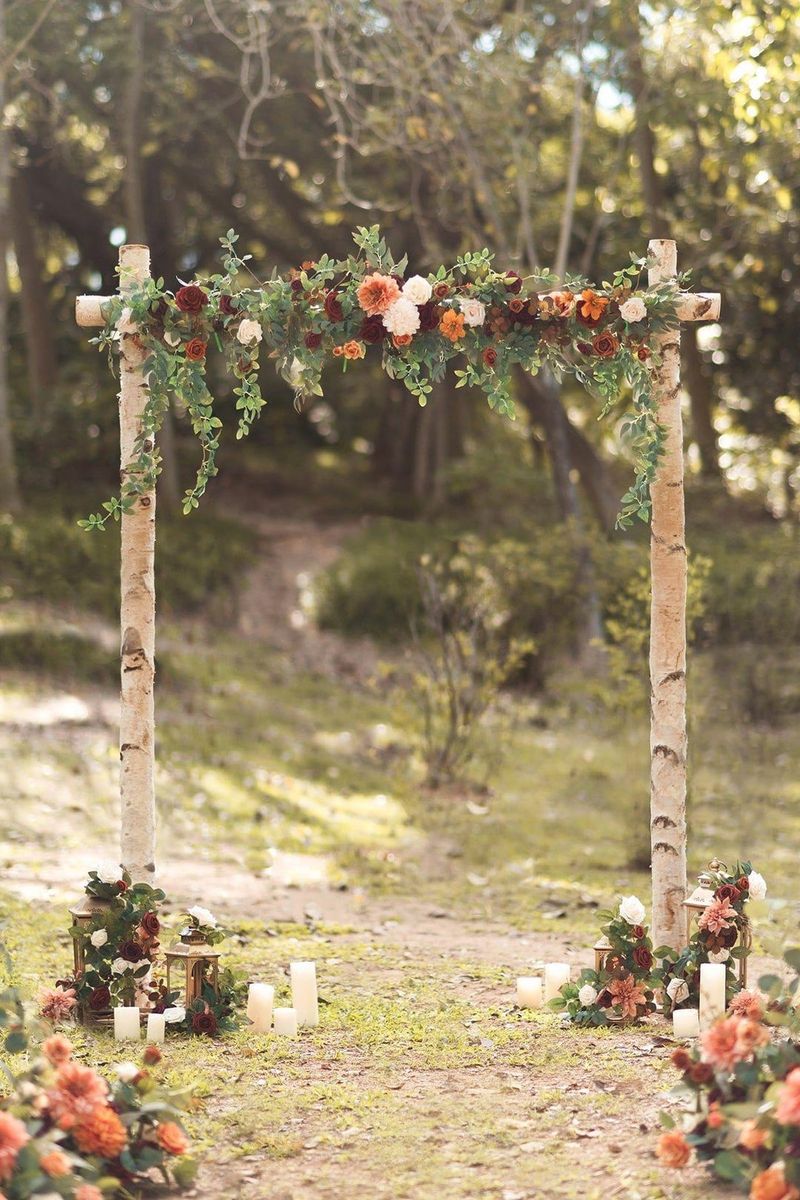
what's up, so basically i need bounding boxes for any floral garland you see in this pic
[1,976,197,1196]
[551,895,660,1026]
[657,949,800,1195]
[661,862,766,1017]
[81,226,686,533]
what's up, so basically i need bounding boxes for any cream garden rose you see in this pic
[94,862,122,884]
[619,296,647,323]
[666,978,690,1004]
[748,870,767,900]
[618,895,646,925]
[578,984,598,1007]
[460,297,486,327]
[90,929,108,948]
[236,318,263,346]
[188,905,217,928]
[382,297,421,337]
[401,275,432,305]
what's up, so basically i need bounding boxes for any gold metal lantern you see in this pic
[165,926,221,1007]
[594,936,613,973]
[683,859,751,988]
[69,894,114,977]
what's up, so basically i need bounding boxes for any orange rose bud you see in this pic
[40,1149,71,1177]
[392,334,412,348]
[184,338,207,361]
[332,345,344,357]
[342,340,365,360]
[656,1129,691,1168]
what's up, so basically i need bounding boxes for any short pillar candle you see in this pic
[290,962,319,1027]
[146,1013,166,1043]
[699,963,727,1030]
[516,977,543,1009]
[247,983,275,1033]
[672,1008,700,1039]
[544,963,570,1003]
[274,1007,299,1037]
[114,1007,141,1041]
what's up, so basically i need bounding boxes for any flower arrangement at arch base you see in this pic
[656,949,800,1198]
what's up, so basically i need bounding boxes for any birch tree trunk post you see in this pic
[76,244,156,883]
[647,239,720,949]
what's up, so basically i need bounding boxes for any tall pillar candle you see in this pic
[516,977,543,1009]
[544,963,570,1003]
[274,1007,299,1037]
[699,963,726,1030]
[290,961,319,1026]
[247,983,274,1033]
[146,1013,165,1043]
[114,1007,141,1040]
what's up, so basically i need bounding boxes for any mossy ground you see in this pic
[1,510,797,1198]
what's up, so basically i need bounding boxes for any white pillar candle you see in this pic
[273,1007,299,1037]
[146,1013,165,1043]
[544,963,570,1003]
[247,983,275,1033]
[699,963,727,1030]
[113,1006,141,1041]
[290,962,319,1027]
[673,1008,700,1039]
[516,977,543,1009]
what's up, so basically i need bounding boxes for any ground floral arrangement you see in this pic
[42,868,245,1039]
[82,226,687,532]
[0,963,197,1197]
[657,948,800,1198]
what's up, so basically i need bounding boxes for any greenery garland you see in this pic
[81,227,686,532]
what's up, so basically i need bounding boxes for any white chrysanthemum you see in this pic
[383,297,421,337]
[460,298,486,327]
[111,957,129,975]
[237,318,263,346]
[618,895,646,925]
[748,870,767,900]
[619,296,647,323]
[578,984,598,1007]
[90,929,108,948]
[188,905,217,928]
[666,978,690,1004]
[401,275,432,305]
[115,1062,140,1082]
[117,307,138,335]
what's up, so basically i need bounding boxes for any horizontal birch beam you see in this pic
[75,295,113,327]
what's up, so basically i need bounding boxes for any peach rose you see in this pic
[40,1148,70,1177]
[776,1067,800,1126]
[750,1164,800,1200]
[342,340,365,361]
[157,1121,189,1156]
[739,1120,769,1151]
[656,1129,691,1168]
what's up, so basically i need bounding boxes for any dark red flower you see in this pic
[290,277,304,294]
[592,332,619,358]
[719,925,739,948]
[637,346,651,361]
[324,291,344,322]
[143,1044,162,1065]
[304,331,323,350]
[359,316,386,345]
[631,925,646,940]
[150,299,168,321]
[482,347,497,368]
[633,946,653,971]
[576,341,594,355]
[191,1008,218,1036]
[737,876,749,891]
[174,284,208,314]
[88,986,111,1011]
[504,270,523,294]
[576,310,603,329]
[219,295,238,316]
[116,880,129,893]
[691,1062,714,1084]
[715,884,741,905]
[119,940,144,963]
[184,338,207,361]
[140,911,160,937]
[671,1048,693,1071]
[417,302,440,332]
[433,282,450,300]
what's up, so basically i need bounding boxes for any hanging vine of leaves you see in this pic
[80,227,686,532]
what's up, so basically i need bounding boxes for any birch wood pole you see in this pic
[647,239,720,949]
[76,244,156,882]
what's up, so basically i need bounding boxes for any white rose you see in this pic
[708,949,730,963]
[382,297,421,338]
[164,331,181,347]
[163,1006,186,1025]
[618,895,646,926]
[111,958,130,975]
[188,905,217,928]
[90,929,108,948]
[237,318,263,346]
[747,871,767,900]
[666,978,690,1004]
[578,984,598,1007]
[94,861,122,884]
[460,298,486,328]
[115,1061,140,1082]
[619,296,647,323]
[401,275,432,305]
[117,307,138,335]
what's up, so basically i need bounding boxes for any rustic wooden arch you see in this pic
[76,239,720,951]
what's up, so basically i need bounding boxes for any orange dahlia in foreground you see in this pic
[750,1163,800,1200]
[42,1034,73,1066]
[656,1129,691,1168]
[356,273,400,317]
[157,1121,189,1156]
[73,1105,127,1157]
[47,1061,108,1129]
[0,1112,30,1182]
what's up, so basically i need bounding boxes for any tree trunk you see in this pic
[683,326,722,480]
[118,243,157,882]
[10,167,57,424]
[0,0,21,512]
[648,239,687,950]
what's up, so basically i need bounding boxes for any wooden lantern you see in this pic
[594,936,612,974]
[68,894,115,1025]
[165,927,221,1007]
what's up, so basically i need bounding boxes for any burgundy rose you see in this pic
[576,340,594,356]
[633,946,653,971]
[191,1008,218,1036]
[433,282,450,300]
[89,986,111,1011]
[119,940,144,963]
[117,879,129,893]
[715,884,741,905]
[636,346,651,362]
[359,316,386,345]
[592,332,619,358]
[719,925,739,948]
[417,302,440,332]
[184,338,207,362]
[482,347,497,368]
[671,1048,692,1071]
[691,1062,713,1084]
[324,290,344,322]
[140,911,160,937]
[304,331,323,350]
[631,925,646,940]
[291,277,304,294]
[219,295,238,316]
[175,284,208,314]
[504,270,523,294]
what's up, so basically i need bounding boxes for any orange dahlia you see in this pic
[439,310,466,343]
[356,273,400,317]
[40,1148,70,1177]
[577,289,608,322]
[47,1062,108,1128]
[42,1034,73,1066]
[73,1106,127,1157]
